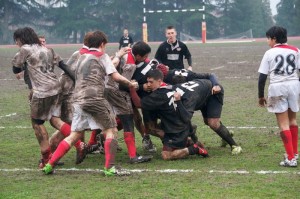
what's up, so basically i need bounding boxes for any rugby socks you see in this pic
[88,130,98,145]
[104,138,118,169]
[60,123,82,150]
[290,125,298,155]
[124,132,136,158]
[215,123,237,146]
[60,123,71,137]
[280,130,294,160]
[49,140,71,167]
[187,145,198,155]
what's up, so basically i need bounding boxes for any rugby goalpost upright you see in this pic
[142,0,206,43]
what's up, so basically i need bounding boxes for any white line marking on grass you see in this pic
[0,126,279,129]
[0,79,14,81]
[210,66,224,70]
[224,76,252,79]
[1,168,299,175]
[0,113,16,118]
[227,126,278,129]
[227,61,248,64]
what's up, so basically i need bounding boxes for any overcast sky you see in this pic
[270,0,280,16]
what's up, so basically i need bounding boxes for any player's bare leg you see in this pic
[31,119,51,168]
[161,149,189,160]
[133,107,157,152]
[161,144,208,161]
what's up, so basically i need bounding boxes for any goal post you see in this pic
[142,0,206,43]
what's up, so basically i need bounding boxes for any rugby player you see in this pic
[258,26,299,167]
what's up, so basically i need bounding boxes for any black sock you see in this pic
[188,145,197,155]
[215,122,236,146]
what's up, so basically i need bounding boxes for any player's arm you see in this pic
[130,86,142,108]
[187,57,192,71]
[58,61,75,81]
[154,45,164,63]
[112,47,130,67]
[129,36,134,46]
[12,49,28,73]
[258,73,267,107]
[174,92,193,123]
[184,45,192,71]
[111,72,138,90]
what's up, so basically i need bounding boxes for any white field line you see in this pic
[0,126,279,129]
[0,168,299,175]
[0,113,17,119]
[224,76,252,79]
[0,78,15,81]
[210,66,224,70]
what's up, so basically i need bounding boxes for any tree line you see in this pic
[0,0,299,44]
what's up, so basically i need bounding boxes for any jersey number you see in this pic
[274,54,296,75]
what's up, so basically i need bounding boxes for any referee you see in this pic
[155,26,192,71]
[119,28,134,49]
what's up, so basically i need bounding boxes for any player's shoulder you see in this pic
[178,40,187,46]
[158,41,168,47]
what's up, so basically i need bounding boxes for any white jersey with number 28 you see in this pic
[258,44,300,84]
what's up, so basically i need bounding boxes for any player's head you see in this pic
[172,75,187,84]
[38,35,46,46]
[132,41,151,63]
[266,26,287,45]
[123,28,129,36]
[165,25,177,43]
[146,69,164,91]
[83,31,93,47]
[13,27,41,47]
[88,31,108,49]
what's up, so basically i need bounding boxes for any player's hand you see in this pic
[129,80,138,89]
[15,72,23,80]
[258,97,267,107]
[117,47,131,57]
[212,85,221,95]
[173,92,181,101]
[187,66,192,71]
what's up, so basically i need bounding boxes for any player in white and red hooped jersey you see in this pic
[258,26,300,167]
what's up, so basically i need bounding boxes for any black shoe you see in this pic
[86,144,100,154]
[76,142,87,164]
[129,155,153,164]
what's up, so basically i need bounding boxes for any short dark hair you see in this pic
[88,31,108,48]
[13,27,41,45]
[172,75,187,84]
[147,69,164,81]
[266,26,287,44]
[166,25,175,30]
[83,31,93,46]
[132,41,151,57]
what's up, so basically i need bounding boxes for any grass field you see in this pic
[0,40,300,199]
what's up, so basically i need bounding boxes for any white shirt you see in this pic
[258,43,300,84]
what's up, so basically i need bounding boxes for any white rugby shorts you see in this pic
[267,80,300,113]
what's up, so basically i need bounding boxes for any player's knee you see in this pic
[207,119,221,130]
[50,116,64,129]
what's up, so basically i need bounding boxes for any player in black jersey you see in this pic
[136,69,242,156]
[155,26,192,71]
